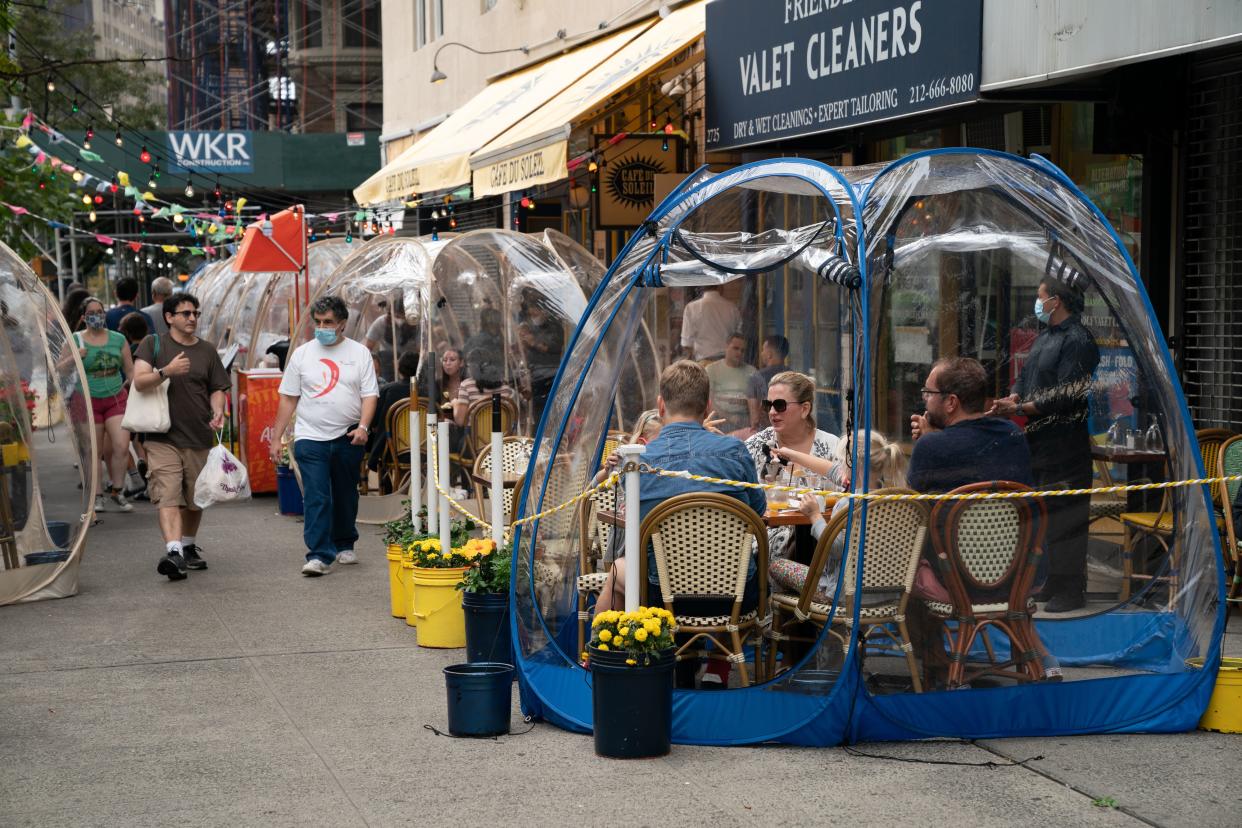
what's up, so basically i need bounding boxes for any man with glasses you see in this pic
[270,296,378,577]
[133,293,230,580]
[908,357,1031,493]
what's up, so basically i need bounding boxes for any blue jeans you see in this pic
[293,436,364,564]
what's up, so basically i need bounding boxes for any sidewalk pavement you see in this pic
[2,496,1240,827]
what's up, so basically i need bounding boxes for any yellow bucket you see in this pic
[386,545,406,619]
[410,565,469,648]
[1192,657,1242,733]
[403,560,419,627]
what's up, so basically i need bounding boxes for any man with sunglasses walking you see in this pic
[133,293,230,580]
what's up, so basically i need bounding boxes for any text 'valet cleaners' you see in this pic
[739,1,924,96]
[704,0,981,150]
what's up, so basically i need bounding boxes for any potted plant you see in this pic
[406,526,493,648]
[0,378,36,466]
[458,540,513,664]
[586,607,677,758]
[382,503,427,619]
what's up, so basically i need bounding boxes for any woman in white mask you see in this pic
[75,297,135,513]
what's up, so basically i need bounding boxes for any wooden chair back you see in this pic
[1220,436,1242,581]
[1197,428,1236,507]
[465,395,519,459]
[930,481,1046,609]
[824,492,928,613]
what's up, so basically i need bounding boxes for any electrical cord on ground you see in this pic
[423,716,536,740]
[842,740,1044,767]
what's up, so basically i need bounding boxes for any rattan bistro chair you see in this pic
[1219,436,1242,602]
[924,481,1048,690]
[470,436,532,529]
[637,492,769,687]
[765,491,929,692]
[454,395,519,468]
[1119,428,1233,603]
[383,398,428,492]
[576,483,619,654]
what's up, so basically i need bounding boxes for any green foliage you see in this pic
[0,115,76,259]
[459,542,511,594]
[381,502,429,546]
[8,0,166,130]
[587,607,677,666]
[1091,797,1119,809]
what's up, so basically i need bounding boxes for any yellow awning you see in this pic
[470,1,706,197]
[352,24,651,206]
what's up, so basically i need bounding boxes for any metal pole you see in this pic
[66,229,78,303]
[426,410,438,535]
[489,393,503,546]
[617,443,646,613]
[438,419,451,553]
[53,227,65,299]
[409,406,421,533]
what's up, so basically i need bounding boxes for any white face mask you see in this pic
[1034,297,1052,324]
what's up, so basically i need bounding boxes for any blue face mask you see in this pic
[315,327,338,346]
[1034,297,1052,324]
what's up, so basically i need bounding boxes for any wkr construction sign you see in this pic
[166,131,254,173]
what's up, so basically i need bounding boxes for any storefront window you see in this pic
[1057,103,1143,265]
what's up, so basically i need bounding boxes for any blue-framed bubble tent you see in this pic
[0,242,97,605]
[512,150,1225,745]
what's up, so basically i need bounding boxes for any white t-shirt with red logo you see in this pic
[279,337,379,441]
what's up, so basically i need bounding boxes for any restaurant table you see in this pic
[1090,444,1168,512]
[469,471,523,488]
[597,496,839,529]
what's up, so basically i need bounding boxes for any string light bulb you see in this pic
[114,130,123,146]
[46,78,55,92]
[588,160,598,173]
[184,175,195,198]
[71,98,79,113]
[93,194,104,205]
[81,194,91,205]
[71,170,83,182]
[88,210,96,222]
[140,146,152,164]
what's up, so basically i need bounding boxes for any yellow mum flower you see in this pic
[597,643,609,651]
[625,659,637,666]
[618,627,630,638]
[427,552,439,559]
[591,616,604,628]
[598,629,612,642]
[634,628,648,642]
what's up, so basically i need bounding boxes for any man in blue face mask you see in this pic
[990,277,1099,612]
[270,296,379,576]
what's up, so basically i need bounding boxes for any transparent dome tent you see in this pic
[513,151,1223,745]
[0,242,97,605]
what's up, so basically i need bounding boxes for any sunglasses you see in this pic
[172,310,202,319]
[761,399,802,413]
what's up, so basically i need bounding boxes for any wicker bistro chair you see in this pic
[637,492,769,687]
[576,483,620,654]
[470,436,532,528]
[1220,436,1242,602]
[453,395,519,469]
[765,491,929,692]
[924,481,1048,690]
[383,398,429,492]
[1119,427,1233,603]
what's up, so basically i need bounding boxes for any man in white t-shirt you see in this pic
[680,286,741,362]
[270,296,379,576]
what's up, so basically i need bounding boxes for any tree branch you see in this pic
[2,55,185,81]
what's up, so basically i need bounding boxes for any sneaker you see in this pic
[108,489,134,513]
[183,545,207,570]
[301,559,331,577]
[336,550,358,565]
[94,494,108,513]
[1043,591,1086,613]
[157,551,188,581]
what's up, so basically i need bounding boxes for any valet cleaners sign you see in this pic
[704,0,982,151]
[166,131,254,173]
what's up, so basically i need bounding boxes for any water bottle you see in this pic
[1145,415,1164,452]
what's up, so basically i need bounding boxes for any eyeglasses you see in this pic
[172,310,202,319]
[761,399,802,413]
[920,388,951,398]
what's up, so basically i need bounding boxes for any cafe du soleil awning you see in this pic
[469,0,705,198]
[352,24,651,206]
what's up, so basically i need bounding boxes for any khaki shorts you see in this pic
[145,442,209,510]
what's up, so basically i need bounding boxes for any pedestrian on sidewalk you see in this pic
[140,276,175,336]
[75,297,136,513]
[105,276,153,334]
[133,293,229,581]
[269,296,378,577]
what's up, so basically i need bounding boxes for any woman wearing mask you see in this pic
[76,297,135,512]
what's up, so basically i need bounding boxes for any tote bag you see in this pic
[121,334,171,433]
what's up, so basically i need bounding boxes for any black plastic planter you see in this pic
[443,662,515,737]
[589,646,675,759]
[462,590,513,665]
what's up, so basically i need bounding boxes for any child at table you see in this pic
[769,429,907,603]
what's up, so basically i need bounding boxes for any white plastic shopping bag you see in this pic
[194,441,252,508]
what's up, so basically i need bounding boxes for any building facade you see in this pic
[63,0,168,109]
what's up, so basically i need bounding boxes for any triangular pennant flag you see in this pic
[128,241,142,252]
[117,171,130,187]
[170,204,185,215]
[142,191,156,202]
[124,185,141,199]
[34,151,46,164]
[15,134,31,149]
[5,203,29,215]
[80,149,104,163]
[95,234,113,245]
[161,245,180,253]
[204,245,216,255]
[152,207,170,219]
[189,246,204,255]
[21,112,33,128]
[236,197,247,212]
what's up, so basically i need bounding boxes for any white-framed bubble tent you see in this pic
[512,150,1226,746]
[0,242,97,605]
[285,229,660,436]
